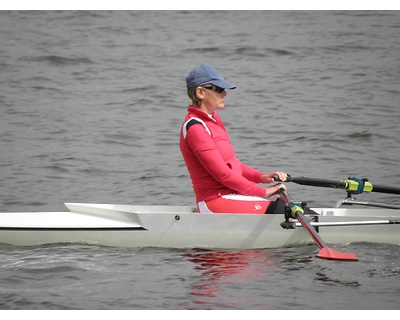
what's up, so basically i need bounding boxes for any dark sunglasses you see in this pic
[203,85,225,94]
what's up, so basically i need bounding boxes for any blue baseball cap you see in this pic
[186,64,236,89]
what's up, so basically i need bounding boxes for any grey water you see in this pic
[0,10,399,310]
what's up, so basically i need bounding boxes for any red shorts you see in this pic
[197,194,273,214]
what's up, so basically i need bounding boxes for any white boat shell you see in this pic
[0,203,399,249]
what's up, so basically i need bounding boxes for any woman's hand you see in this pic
[262,172,288,198]
[261,172,288,183]
[265,182,286,198]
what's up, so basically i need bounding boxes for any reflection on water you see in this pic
[183,246,367,309]
[184,249,280,308]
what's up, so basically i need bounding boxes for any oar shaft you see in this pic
[278,190,327,249]
[296,210,327,249]
[287,176,400,195]
[370,184,400,195]
[287,176,347,189]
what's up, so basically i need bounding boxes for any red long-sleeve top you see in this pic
[180,105,267,203]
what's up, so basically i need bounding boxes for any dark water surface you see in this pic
[0,11,399,310]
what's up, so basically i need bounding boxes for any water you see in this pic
[0,10,399,310]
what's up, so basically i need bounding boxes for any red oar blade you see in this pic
[317,247,358,261]
[278,189,359,262]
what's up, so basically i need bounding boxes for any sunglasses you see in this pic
[202,85,225,94]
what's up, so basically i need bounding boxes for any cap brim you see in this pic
[210,79,236,89]
[197,79,236,89]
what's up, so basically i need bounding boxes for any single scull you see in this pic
[0,176,399,256]
[0,200,398,249]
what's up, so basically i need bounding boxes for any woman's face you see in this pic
[196,85,227,114]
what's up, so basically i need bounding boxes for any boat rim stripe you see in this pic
[0,227,147,231]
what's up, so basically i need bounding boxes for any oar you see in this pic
[285,176,400,195]
[278,189,358,261]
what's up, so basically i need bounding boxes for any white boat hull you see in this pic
[0,203,399,249]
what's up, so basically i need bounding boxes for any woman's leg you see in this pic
[198,194,272,214]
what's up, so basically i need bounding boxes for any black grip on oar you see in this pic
[273,174,290,182]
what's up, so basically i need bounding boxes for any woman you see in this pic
[180,64,287,214]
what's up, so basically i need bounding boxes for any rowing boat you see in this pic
[0,198,399,249]
[0,177,399,257]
